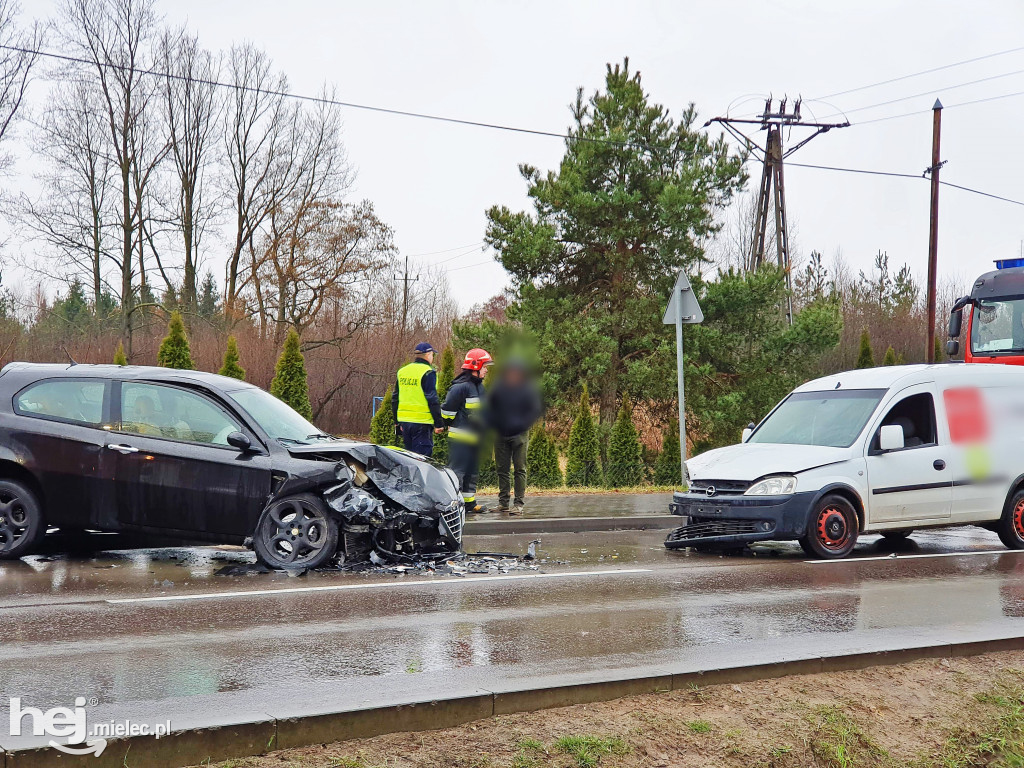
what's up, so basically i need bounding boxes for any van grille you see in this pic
[666,519,767,541]
[687,479,752,496]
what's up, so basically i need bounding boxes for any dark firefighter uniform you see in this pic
[391,354,443,457]
[442,350,491,510]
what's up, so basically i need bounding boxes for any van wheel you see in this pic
[881,530,913,540]
[0,480,46,560]
[253,494,339,570]
[798,495,858,559]
[997,490,1024,550]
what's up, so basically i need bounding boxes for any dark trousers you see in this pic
[448,440,480,503]
[495,432,528,507]
[400,422,434,457]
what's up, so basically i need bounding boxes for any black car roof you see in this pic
[0,362,257,391]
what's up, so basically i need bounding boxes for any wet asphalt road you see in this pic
[2,498,1024,740]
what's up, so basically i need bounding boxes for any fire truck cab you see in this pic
[948,260,1024,365]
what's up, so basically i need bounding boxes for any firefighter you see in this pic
[442,347,492,513]
[391,342,444,457]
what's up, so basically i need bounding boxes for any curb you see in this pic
[464,514,677,535]
[7,633,1024,767]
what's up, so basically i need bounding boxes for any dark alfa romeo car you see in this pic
[0,362,464,569]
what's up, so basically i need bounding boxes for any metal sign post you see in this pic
[662,271,704,487]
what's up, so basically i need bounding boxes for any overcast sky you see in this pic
[12,0,1024,308]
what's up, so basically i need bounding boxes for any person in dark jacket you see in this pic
[442,348,492,512]
[391,342,444,457]
[487,359,543,513]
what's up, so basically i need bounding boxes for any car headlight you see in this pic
[744,475,797,496]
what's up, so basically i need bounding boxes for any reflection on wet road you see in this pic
[1,522,1024,729]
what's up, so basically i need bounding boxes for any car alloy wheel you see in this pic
[254,493,339,570]
[0,481,46,560]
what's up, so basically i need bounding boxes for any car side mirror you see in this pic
[741,428,753,443]
[227,431,253,451]
[879,424,905,452]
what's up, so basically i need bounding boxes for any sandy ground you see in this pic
[198,650,1024,768]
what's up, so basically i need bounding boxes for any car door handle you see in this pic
[106,443,139,454]
[933,459,946,471]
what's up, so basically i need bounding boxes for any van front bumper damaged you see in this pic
[665,490,817,549]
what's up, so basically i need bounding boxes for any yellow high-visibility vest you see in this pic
[396,361,434,424]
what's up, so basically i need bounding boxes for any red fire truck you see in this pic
[947,259,1024,365]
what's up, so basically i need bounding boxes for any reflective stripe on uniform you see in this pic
[465,396,481,410]
[463,495,475,503]
[441,409,457,420]
[396,362,434,424]
[448,426,479,444]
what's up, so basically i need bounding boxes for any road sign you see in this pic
[663,270,704,487]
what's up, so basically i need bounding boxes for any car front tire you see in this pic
[799,494,859,559]
[997,489,1024,551]
[253,493,339,570]
[0,480,46,560]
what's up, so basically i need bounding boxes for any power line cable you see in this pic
[813,44,1024,100]
[403,241,482,258]
[856,87,1024,124]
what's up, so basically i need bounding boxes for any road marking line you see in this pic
[806,549,1024,564]
[106,568,653,604]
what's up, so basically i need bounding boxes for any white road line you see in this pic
[106,568,653,604]
[807,549,1024,564]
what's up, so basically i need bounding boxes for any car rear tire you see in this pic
[798,495,859,559]
[0,480,46,560]
[881,530,913,540]
[997,490,1024,550]
[253,493,339,570]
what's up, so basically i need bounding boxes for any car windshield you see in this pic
[227,387,326,444]
[971,297,1024,355]
[747,389,886,448]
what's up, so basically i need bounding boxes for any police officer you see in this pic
[391,342,444,457]
[442,348,492,513]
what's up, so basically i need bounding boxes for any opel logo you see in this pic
[705,486,716,497]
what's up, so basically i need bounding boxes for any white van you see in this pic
[666,364,1024,558]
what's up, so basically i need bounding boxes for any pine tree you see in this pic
[855,330,875,369]
[433,345,457,465]
[269,328,312,420]
[934,334,944,362]
[219,335,246,380]
[653,424,682,486]
[882,345,897,366]
[369,386,401,446]
[527,423,563,488]
[606,401,644,487]
[157,311,195,370]
[113,340,127,366]
[565,386,602,486]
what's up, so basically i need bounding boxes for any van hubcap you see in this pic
[817,507,849,550]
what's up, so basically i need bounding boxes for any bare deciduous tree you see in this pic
[158,27,219,312]
[0,0,42,169]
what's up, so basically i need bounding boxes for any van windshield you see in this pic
[748,389,886,448]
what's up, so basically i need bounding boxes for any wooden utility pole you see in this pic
[925,99,943,363]
[394,256,419,336]
[705,98,848,324]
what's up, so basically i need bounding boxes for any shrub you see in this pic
[433,345,457,465]
[369,385,401,446]
[855,330,874,369]
[565,386,602,486]
[113,340,127,366]
[527,423,563,488]
[653,424,682,486]
[882,345,897,366]
[606,402,644,487]
[269,328,312,420]
[219,335,246,380]
[157,311,194,370]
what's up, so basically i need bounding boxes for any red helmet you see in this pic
[462,348,493,372]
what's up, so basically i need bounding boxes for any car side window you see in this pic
[15,380,107,427]
[119,382,242,446]
[872,392,938,451]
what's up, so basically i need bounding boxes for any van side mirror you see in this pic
[741,428,752,443]
[227,431,253,451]
[879,424,905,452]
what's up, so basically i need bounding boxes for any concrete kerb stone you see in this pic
[8,633,1024,765]
[464,515,677,536]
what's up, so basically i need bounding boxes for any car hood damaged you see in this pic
[284,440,464,565]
